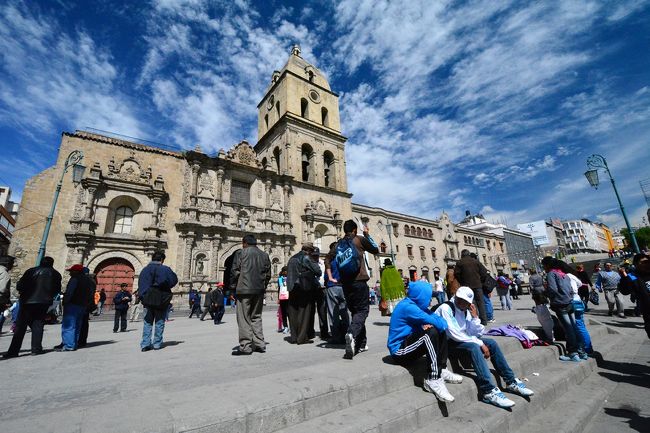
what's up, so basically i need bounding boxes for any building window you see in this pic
[321,107,329,127]
[301,144,313,182]
[113,206,133,234]
[420,246,426,259]
[323,151,334,187]
[407,245,413,257]
[396,245,399,253]
[431,248,437,259]
[276,101,280,118]
[264,114,269,128]
[231,180,251,206]
[416,227,422,237]
[273,147,281,173]
[380,242,387,253]
[428,229,433,239]
[404,225,410,236]
[301,98,309,118]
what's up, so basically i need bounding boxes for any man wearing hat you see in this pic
[3,256,61,358]
[435,286,534,408]
[211,282,226,324]
[58,264,94,351]
[230,235,272,355]
[113,283,132,332]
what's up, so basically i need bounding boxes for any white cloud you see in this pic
[0,3,143,139]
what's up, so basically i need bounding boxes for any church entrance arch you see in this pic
[94,258,135,309]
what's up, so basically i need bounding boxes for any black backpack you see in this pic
[431,300,456,316]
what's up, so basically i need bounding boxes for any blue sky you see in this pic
[1,0,649,230]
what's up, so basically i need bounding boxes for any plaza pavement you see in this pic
[0,295,647,433]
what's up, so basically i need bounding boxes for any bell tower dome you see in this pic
[255,45,347,193]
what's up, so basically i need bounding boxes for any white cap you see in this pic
[455,286,474,304]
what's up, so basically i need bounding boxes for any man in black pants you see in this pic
[286,243,322,344]
[454,249,489,325]
[339,219,379,360]
[3,256,62,358]
[113,283,131,333]
[200,285,215,321]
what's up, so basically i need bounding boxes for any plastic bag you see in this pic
[589,289,600,305]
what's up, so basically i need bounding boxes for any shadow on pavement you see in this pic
[603,406,649,432]
[82,340,116,348]
[372,322,390,326]
[160,340,184,348]
[603,321,645,330]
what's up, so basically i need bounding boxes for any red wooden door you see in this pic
[94,258,135,308]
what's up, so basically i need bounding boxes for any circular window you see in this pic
[308,90,321,103]
[266,95,275,110]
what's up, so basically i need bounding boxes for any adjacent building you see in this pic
[562,219,613,254]
[516,219,567,258]
[0,186,18,256]
[458,211,536,273]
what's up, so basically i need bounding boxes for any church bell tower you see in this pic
[255,45,348,193]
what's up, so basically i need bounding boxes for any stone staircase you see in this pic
[175,319,621,433]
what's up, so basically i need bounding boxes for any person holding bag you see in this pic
[139,250,178,352]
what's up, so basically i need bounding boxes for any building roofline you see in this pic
[64,131,185,159]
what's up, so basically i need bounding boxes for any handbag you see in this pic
[142,267,172,310]
[378,298,388,314]
[482,274,497,293]
[589,289,600,305]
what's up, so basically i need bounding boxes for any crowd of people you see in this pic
[1,225,648,411]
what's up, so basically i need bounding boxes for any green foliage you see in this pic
[621,227,650,249]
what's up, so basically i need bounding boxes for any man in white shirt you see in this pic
[434,286,534,408]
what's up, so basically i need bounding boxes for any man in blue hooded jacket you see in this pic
[387,280,462,402]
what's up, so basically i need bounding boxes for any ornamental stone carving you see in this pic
[106,152,152,184]
[226,141,262,168]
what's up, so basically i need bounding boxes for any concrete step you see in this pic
[410,327,622,433]
[271,322,617,433]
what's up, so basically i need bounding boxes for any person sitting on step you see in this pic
[435,286,534,408]
[387,280,461,403]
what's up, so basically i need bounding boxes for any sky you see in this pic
[1,0,649,231]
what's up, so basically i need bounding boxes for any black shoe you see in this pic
[2,352,18,359]
[113,330,118,333]
[231,349,253,356]
[120,330,127,332]
[31,350,44,356]
[141,346,154,352]
[253,346,266,353]
[53,343,64,350]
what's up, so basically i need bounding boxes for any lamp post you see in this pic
[385,219,396,263]
[35,150,85,265]
[584,154,639,254]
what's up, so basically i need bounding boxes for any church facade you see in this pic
[9,46,510,305]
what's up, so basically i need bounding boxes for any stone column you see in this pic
[210,237,220,281]
[183,235,194,280]
[84,186,97,220]
[284,142,292,177]
[283,184,291,225]
[151,197,161,227]
[191,164,200,206]
[216,168,224,205]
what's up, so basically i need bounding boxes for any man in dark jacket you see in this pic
[211,283,226,324]
[339,219,379,360]
[454,249,489,325]
[200,285,214,321]
[230,235,271,355]
[619,252,650,339]
[286,243,322,345]
[77,269,97,348]
[113,283,132,332]
[139,250,178,351]
[3,256,62,358]
[58,264,94,351]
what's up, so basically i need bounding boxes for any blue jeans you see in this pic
[552,303,584,356]
[572,300,593,353]
[435,292,446,305]
[483,293,494,321]
[141,307,166,349]
[499,293,512,310]
[61,304,85,350]
[449,338,515,395]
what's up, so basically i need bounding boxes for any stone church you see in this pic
[9,46,510,306]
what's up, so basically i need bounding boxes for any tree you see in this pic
[621,227,650,250]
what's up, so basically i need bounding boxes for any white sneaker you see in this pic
[506,379,534,397]
[358,344,369,353]
[482,387,515,408]
[344,333,355,360]
[440,369,463,384]
[423,377,455,402]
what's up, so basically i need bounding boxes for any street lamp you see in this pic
[584,154,639,253]
[35,150,85,265]
[385,219,396,263]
